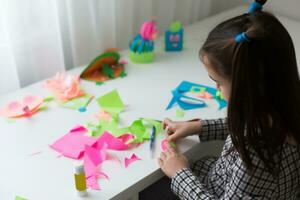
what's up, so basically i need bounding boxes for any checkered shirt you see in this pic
[171,118,300,199]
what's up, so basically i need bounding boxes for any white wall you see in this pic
[265,0,300,21]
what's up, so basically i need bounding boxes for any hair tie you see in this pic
[235,32,250,43]
[248,1,263,13]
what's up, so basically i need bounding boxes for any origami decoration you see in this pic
[129,20,158,63]
[166,81,227,110]
[80,51,126,82]
[165,21,184,51]
[44,73,85,103]
[0,95,44,118]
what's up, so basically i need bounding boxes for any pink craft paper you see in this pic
[161,139,169,152]
[50,126,98,159]
[140,21,158,40]
[0,95,44,118]
[86,172,108,190]
[43,72,85,102]
[124,153,141,168]
[84,144,107,178]
[96,132,133,151]
[84,144,109,190]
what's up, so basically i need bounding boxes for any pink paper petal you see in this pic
[124,153,141,168]
[0,95,43,118]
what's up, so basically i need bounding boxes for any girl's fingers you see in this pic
[167,134,177,142]
[158,158,163,167]
[163,118,171,129]
[160,152,167,160]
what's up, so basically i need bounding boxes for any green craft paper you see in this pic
[102,64,114,78]
[38,105,48,111]
[87,118,148,144]
[170,21,182,33]
[176,109,185,118]
[215,90,224,100]
[129,51,154,63]
[60,94,93,110]
[120,71,127,78]
[96,82,104,86]
[190,86,206,94]
[97,90,125,114]
[44,96,54,102]
[142,118,163,134]
[87,112,120,137]
[15,196,27,200]
[128,120,150,143]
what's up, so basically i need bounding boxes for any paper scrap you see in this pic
[96,132,133,151]
[50,126,98,159]
[60,94,93,110]
[15,196,27,200]
[97,90,125,114]
[124,153,141,168]
[176,109,185,118]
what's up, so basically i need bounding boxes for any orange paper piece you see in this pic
[44,72,85,102]
[196,91,213,100]
[0,95,44,118]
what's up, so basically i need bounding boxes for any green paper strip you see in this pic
[44,96,54,102]
[15,196,27,200]
[60,94,93,110]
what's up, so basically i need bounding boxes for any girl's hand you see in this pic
[163,118,202,142]
[158,145,189,178]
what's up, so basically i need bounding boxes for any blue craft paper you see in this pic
[165,29,184,51]
[166,81,227,110]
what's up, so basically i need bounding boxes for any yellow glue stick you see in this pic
[74,164,87,197]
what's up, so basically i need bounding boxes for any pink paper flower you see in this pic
[44,72,85,102]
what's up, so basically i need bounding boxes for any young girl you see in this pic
[142,0,300,199]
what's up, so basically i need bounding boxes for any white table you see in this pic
[1,6,299,200]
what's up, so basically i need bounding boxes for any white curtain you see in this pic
[0,0,242,96]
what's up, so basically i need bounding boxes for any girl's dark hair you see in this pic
[200,4,300,174]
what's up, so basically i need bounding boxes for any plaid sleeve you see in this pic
[171,168,216,200]
[171,158,275,199]
[199,118,229,142]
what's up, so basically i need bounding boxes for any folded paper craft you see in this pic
[0,95,44,118]
[165,21,184,51]
[44,73,85,103]
[166,81,227,110]
[129,20,158,63]
[80,51,126,82]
